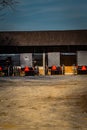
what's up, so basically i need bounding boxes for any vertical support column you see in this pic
[43,52,45,75]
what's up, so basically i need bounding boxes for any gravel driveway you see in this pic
[0,75,87,130]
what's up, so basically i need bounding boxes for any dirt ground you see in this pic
[0,75,87,130]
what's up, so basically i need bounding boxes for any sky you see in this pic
[0,0,87,31]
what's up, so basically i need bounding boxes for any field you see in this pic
[0,75,87,130]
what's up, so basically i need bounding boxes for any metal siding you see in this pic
[48,52,60,67]
[77,51,87,66]
[20,53,32,67]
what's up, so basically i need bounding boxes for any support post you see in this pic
[43,52,45,75]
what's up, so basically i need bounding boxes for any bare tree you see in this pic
[0,0,19,19]
[0,0,18,10]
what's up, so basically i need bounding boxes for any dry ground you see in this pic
[0,75,87,130]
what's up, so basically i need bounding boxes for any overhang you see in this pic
[0,30,87,46]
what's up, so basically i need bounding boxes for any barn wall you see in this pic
[0,30,87,46]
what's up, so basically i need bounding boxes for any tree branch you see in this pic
[0,0,19,10]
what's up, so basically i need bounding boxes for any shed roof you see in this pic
[0,30,87,46]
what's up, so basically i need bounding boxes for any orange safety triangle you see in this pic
[81,66,86,71]
[0,66,2,71]
[24,66,29,72]
[52,65,57,70]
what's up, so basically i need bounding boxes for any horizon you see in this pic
[0,29,87,32]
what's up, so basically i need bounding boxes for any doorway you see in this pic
[60,52,77,74]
